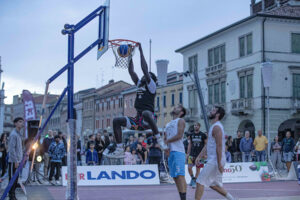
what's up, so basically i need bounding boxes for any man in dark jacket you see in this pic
[232,131,242,162]
[147,136,162,173]
[42,130,54,178]
[239,131,254,162]
[8,117,24,200]
[282,131,295,172]
[48,135,65,185]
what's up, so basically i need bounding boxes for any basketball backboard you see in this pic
[97,0,110,60]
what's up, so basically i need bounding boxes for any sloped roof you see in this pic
[34,94,59,104]
[263,3,300,17]
[175,3,300,53]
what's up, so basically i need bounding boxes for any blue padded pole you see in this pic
[0,87,68,200]
[66,30,77,199]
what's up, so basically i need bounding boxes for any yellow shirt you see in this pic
[254,135,268,151]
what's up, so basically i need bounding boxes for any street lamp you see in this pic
[261,61,273,168]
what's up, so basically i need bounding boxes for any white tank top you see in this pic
[165,118,185,153]
[207,121,226,165]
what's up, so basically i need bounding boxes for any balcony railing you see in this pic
[291,99,300,115]
[231,98,254,116]
[205,63,226,76]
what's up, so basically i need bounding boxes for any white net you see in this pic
[110,40,138,69]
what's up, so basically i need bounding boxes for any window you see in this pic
[113,100,115,109]
[240,76,245,98]
[188,88,198,114]
[247,75,253,98]
[171,94,175,106]
[102,120,104,128]
[293,74,300,98]
[96,120,100,129]
[208,85,213,104]
[208,45,225,67]
[239,33,252,57]
[239,37,245,57]
[292,33,300,53]
[163,95,166,107]
[214,83,220,103]
[156,97,160,108]
[221,82,226,103]
[119,98,123,108]
[102,102,104,111]
[107,101,110,110]
[107,119,110,127]
[247,34,253,55]
[188,55,198,73]
[239,70,253,99]
[130,99,133,108]
[208,81,226,104]
[179,92,183,104]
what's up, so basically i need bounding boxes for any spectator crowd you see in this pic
[0,118,299,192]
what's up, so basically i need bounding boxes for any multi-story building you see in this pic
[155,71,183,129]
[74,88,95,137]
[94,80,131,132]
[122,86,137,117]
[176,0,300,140]
[4,104,13,133]
[47,99,66,133]
[47,88,95,135]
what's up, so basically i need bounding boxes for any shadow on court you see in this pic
[24,181,300,200]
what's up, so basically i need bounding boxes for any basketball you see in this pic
[117,44,131,58]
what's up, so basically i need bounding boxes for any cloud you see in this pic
[3,75,62,104]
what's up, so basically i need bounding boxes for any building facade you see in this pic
[4,104,13,133]
[94,80,131,133]
[176,0,300,141]
[122,86,137,117]
[155,71,183,129]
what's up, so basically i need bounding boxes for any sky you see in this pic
[0,0,250,104]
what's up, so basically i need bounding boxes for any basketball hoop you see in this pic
[109,39,139,69]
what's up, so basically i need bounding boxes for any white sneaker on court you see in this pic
[157,137,168,150]
[107,146,125,159]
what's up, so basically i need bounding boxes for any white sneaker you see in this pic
[106,146,125,159]
[157,137,168,150]
[56,180,60,185]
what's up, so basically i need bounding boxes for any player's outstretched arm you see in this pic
[128,58,139,85]
[138,43,151,84]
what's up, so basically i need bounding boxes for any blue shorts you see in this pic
[168,151,185,178]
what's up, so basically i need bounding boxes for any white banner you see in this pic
[185,162,270,184]
[62,165,160,186]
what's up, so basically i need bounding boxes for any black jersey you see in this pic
[189,131,207,157]
[134,78,156,113]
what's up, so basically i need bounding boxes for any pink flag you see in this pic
[22,90,37,138]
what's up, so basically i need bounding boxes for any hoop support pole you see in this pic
[73,7,104,33]
[0,87,68,200]
[74,38,101,63]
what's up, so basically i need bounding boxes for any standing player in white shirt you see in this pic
[195,106,235,200]
[164,104,187,200]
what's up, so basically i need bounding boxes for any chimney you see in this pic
[251,0,256,15]
[156,60,169,86]
[108,79,114,84]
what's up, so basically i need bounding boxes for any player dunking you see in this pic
[195,106,235,200]
[106,43,167,158]
[164,104,187,200]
